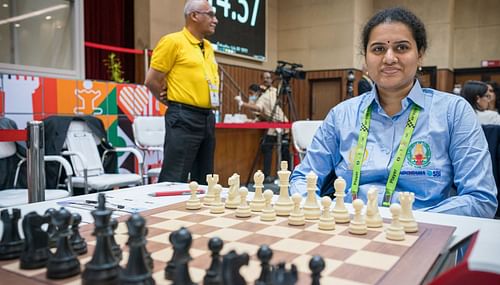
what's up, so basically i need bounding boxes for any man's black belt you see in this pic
[167,101,212,115]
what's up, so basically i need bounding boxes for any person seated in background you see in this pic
[357,64,374,95]
[235,72,291,183]
[486,80,500,113]
[289,7,497,218]
[461,80,500,125]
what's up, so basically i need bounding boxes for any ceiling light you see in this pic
[45,15,52,20]
[14,23,20,28]
[2,3,8,8]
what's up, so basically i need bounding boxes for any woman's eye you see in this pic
[396,44,410,52]
[371,46,385,53]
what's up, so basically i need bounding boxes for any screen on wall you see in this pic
[207,0,266,62]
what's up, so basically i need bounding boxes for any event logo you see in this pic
[348,146,369,169]
[406,141,431,167]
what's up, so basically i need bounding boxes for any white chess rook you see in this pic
[203,174,219,206]
[399,192,418,233]
[275,161,294,216]
[303,172,321,220]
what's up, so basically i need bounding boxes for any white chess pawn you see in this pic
[203,174,219,206]
[399,192,418,233]
[318,196,335,231]
[275,161,294,216]
[225,173,240,209]
[250,170,266,212]
[303,172,321,220]
[366,187,383,228]
[349,199,367,235]
[288,193,305,226]
[332,177,350,223]
[186,181,202,210]
[260,189,276,222]
[210,184,225,214]
[386,203,405,241]
[235,187,252,218]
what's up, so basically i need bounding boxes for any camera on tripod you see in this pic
[275,60,306,81]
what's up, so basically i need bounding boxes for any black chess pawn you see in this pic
[110,218,122,261]
[70,212,87,255]
[221,250,249,285]
[165,227,196,285]
[46,207,81,279]
[45,208,58,248]
[82,193,120,285]
[203,236,223,285]
[255,245,273,285]
[20,211,51,269]
[309,255,325,285]
[0,208,24,260]
[120,213,155,285]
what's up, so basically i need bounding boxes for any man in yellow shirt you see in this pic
[144,0,219,184]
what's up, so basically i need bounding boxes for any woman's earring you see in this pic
[418,66,422,71]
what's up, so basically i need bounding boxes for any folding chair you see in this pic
[62,121,143,193]
[132,116,165,183]
[291,120,323,162]
[0,141,74,208]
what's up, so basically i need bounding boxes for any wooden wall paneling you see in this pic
[437,69,454,93]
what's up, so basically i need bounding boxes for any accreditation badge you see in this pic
[209,81,220,107]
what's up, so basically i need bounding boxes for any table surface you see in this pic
[2,182,500,276]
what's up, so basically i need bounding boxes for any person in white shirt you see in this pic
[461,80,500,125]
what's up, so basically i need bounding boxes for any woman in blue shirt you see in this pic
[290,7,497,218]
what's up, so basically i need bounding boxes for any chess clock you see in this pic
[207,0,266,62]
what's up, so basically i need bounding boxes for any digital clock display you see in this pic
[207,0,266,62]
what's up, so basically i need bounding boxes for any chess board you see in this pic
[0,201,455,285]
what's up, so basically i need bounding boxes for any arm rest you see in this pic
[103,147,144,164]
[61,150,89,172]
[45,155,73,176]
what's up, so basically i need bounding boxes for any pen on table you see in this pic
[148,190,205,197]
[85,200,125,209]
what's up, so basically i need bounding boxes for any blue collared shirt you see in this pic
[290,81,498,218]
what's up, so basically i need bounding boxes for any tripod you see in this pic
[245,77,297,185]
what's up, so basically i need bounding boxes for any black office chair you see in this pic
[481,124,500,218]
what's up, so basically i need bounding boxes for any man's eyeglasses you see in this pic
[195,11,216,18]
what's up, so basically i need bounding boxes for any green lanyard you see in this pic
[350,104,421,206]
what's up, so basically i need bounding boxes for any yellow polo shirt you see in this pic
[150,27,219,108]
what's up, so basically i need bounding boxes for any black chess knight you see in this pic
[20,211,51,269]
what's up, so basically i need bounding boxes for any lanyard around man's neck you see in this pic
[350,103,421,206]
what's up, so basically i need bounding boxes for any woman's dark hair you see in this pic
[486,81,500,114]
[361,7,427,55]
[461,80,488,111]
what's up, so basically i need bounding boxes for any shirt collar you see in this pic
[361,80,426,114]
[182,27,203,45]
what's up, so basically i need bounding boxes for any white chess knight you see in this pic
[303,172,321,220]
[186,181,202,210]
[275,161,294,216]
[399,192,418,233]
[366,187,383,228]
[332,177,350,223]
[225,173,240,209]
[250,170,266,212]
[203,174,219,206]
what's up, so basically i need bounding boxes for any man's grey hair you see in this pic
[184,0,208,17]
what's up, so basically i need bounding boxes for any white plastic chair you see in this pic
[62,121,143,193]
[132,116,165,183]
[0,141,74,208]
[291,120,323,162]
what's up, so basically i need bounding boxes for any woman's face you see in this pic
[487,84,496,110]
[477,89,492,111]
[365,22,422,96]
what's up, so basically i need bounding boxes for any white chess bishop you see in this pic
[303,172,321,220]
[250,170,266,212]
